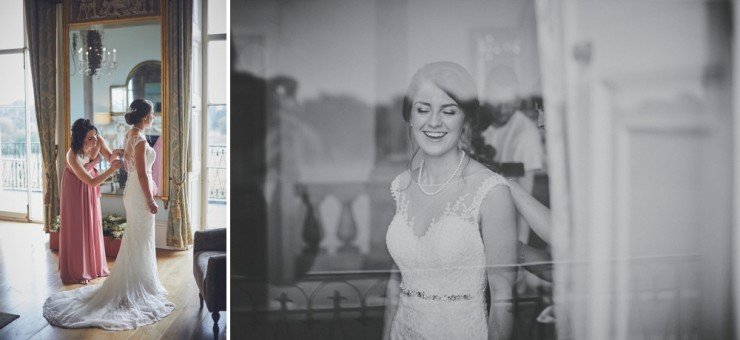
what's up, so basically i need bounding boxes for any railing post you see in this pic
[336,194,358,254]
[273,293,293,340]
[328,290,347,340]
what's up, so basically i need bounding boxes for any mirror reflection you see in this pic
[68,21,163,195]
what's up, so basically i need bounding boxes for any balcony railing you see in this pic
[231,268,555,340]
[0,142,42,191]
[232,252,701,340]
[207,144,227,201]
[1,142,227,201]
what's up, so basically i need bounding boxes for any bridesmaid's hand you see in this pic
[147,200,159,214]
[110,159,123,170]
[113,149,125,158]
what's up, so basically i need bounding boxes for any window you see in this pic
[203,0,227,229]
[0,0,42,221]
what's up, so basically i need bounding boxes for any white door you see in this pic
[538,1,733,339]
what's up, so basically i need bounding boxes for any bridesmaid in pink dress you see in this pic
[59,119,124,284]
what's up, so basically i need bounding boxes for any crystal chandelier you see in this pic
[72,25,118,78]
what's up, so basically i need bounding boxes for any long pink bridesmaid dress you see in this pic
[58,153,109,283]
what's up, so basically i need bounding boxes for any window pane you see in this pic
[207,0,226,35]
[0,53,27,215]
[25,52,42,221]
[0,54,25,109]
[0,0,24,50]
[206,104,226,228]
[191,40,202,106]
[207,40,226,104]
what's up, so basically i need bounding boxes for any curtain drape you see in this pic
[165,0,194,249]
[535,0,574,338]
[25,0,59,231]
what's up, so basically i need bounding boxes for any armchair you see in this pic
[193,228,226,337]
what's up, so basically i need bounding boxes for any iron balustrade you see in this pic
[231,253,700,340]
[94,143,227,200]
[0,142,42,191]
[231,266,556,340]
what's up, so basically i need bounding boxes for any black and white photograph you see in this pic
[231,0,736,339]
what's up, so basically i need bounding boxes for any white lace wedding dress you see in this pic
[386,168,507,339]
[43,131,175,330]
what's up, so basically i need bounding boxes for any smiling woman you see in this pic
[231,1,551,338]
[383,61,517,340]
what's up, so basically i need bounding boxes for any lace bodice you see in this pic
[387,168,507,297]
[385,168,508,339]
[123,131,155,174]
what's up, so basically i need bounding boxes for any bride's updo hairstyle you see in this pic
[71,118,97,155]
[124,99,154,125]
[402,61,480,173]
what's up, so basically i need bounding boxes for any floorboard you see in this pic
[0,220,226,340]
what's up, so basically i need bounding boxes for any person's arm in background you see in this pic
[519,241,552,282]
[513,123,545,242]
[508,180,551,244]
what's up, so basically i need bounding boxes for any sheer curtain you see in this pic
[535,0,574,338]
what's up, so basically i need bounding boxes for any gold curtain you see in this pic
[25,0,59,231]
[165,0,193,248]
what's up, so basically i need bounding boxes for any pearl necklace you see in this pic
[417,150,465,196]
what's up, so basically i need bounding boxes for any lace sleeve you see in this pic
[389,171,412,203]
[390,175,401,203]
[124,134,147,171]
[390,171,411,216]
[471,174,509,223]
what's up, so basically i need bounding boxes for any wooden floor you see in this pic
[0,220,227,340]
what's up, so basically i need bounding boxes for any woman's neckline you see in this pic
[410,166,490,185]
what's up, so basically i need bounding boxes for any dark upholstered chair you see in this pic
[194,228,226,337]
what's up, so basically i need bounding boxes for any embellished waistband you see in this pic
[400,286,472,302]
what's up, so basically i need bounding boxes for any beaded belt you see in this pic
[400,287,472,302]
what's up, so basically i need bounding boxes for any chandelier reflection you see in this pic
[72,25,118,78]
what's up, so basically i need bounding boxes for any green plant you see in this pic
[50,215,60,233]
[102,214,126,240]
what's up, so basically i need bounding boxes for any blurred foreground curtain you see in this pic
[25,0,59,231]
[535,0,573,338]
[165,0,193,248]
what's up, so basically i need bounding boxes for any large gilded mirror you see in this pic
[64,1,168,199]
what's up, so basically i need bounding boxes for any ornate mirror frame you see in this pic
[62,0,169,202]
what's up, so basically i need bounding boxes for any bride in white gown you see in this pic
[43,99,174,330]
[383,62,518,339]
